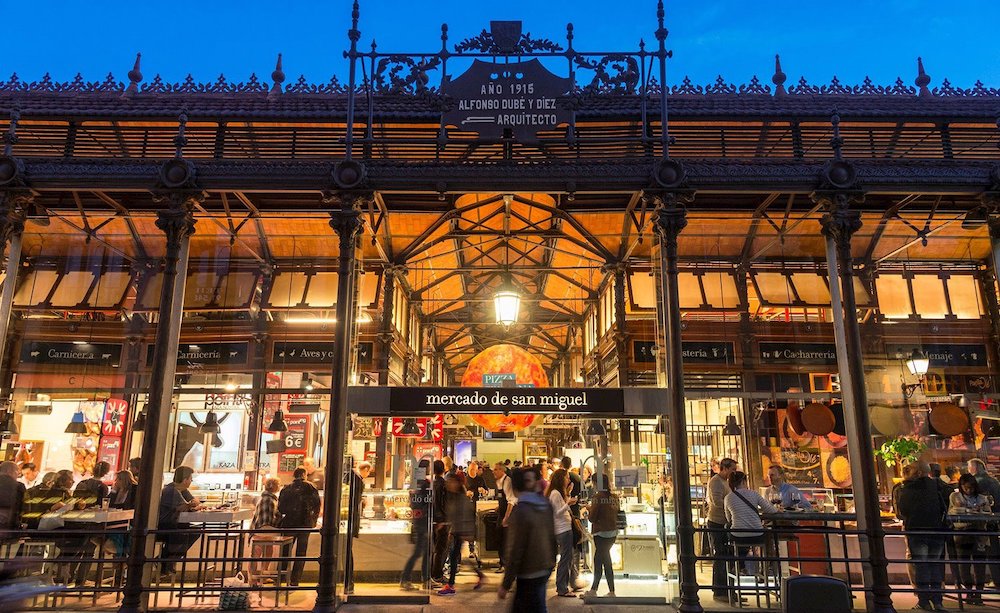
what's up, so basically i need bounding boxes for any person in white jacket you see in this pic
[546,469,578,597]
[724,471,778,581]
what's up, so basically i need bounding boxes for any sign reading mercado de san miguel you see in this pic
[441,58,572,141]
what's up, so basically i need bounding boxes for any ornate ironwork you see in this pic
[371,54,441,95]
[574,55,640,95]
[454,28,563,54]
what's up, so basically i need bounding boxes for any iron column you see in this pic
[652,191,702,613]
[313,197,364,613]
[120,191,200,613]
[819,191,896,613]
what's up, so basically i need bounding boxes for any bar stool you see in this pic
[727,537,781,609]
[248,534,294,606]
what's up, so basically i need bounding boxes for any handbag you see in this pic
[615,510,627,531]
[571,517,585,545]
[219,571,250,611]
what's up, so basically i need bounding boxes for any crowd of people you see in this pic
[396,455,620,612]
[893,458,1000,611]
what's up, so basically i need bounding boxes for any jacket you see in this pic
[0,475,25,531]
[502,491,557,590]
[974,472,1000,511]
[588,490,620,534]
[278,478,321,528]
[896,476,947,530]
[432,475,448,523]
[445,487,476,540]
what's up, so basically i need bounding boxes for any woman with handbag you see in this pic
[723,471,779,591]
[948,473,991,605]
[546,469,578,597]
[584,474,619,598]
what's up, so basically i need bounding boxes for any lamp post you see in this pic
[900,348,930,398]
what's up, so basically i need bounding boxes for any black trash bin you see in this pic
[781,575,852,613]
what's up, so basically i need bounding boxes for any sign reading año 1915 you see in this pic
[442,59,571,141]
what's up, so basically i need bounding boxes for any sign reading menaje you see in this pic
[442,59,571,141]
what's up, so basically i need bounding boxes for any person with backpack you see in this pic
[277,467,320,586]
[897,461,948,612]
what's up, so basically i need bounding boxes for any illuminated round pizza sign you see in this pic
[461,343,549,432]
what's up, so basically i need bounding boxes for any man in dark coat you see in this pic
[278,467,320,586]
[897,462,948,612]
[0,461,25,534]
[344,461,371,592]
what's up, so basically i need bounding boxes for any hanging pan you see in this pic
[801,402,836,436]
[870,404,915,438]
[928,402,969,437]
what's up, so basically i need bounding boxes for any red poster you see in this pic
[384,415,444,441]
[97,437,122,484]
[414,443,442,460]
[102,399,129,437]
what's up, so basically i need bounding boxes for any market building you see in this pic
[0,2,999,612]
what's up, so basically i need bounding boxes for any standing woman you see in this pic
[584,474,619,598]
[546,468,577,597]
[949,473,991,605]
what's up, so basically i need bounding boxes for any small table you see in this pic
[59,509,135,605]
[176,508,253,606]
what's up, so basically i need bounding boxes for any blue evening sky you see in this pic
[3,0,998,89]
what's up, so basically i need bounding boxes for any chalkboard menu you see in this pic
[278,454,302,473]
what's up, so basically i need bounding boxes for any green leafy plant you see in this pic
[874,436,927,468]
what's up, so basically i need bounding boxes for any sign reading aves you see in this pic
[442,59,571,141]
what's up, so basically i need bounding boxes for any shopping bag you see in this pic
[219,571,250,611]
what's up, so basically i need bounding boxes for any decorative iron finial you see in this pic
[268,53,284,100]
[441,23,448,52]
[123,53,143,98]
[830,110,843,160]
[349,1,361,43]
[3,108,19,156]
[566,23,574,51]
[656,0,668,42]
[915,57,931,97]
[174,112,188,158]
[772,54,786,96]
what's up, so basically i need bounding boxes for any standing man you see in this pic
[707,458,738,602]
[764,466,812,509]
[278,467,320,586]
[431,460,450,584]
[301,456,326,492]
[561,456,586,590]
[18,462,38,489]
[897,461,947,612]
[968,458,1000,587]
[345,461,372,593]
[492,462,515,574]
[497,467,556,612]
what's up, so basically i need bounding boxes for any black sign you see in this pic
[273,341,336,364]
[147,342,250,367]
[633,341,656,363]
[886,343,989,368]
[759,342,838,366]
[441,59,571,141]
[683,341,736,365]
[20,341,122,367]
[392,387,619,415]
[357,342,373,365]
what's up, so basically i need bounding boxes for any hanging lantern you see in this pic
[399,418,421,436]
[723,414,742,436]
[586,420,607,437]
[65,410,88,434]
[267,410,288,433]
[494,286,521,329]
[200,410,221,434]
[905,348,930,377]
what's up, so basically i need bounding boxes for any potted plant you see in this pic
[874,436,927,481]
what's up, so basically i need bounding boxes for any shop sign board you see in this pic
[271,341,374,366]
[885,343,988,368]
[281,415,309,451]
[759,342,838,366]
[20,341,122,367]
[350,386,667,417]
[101,399,129,437]
[147,342,250,367]
[441,59,572,141]
[682,341,735,365]
[97,437,122,484]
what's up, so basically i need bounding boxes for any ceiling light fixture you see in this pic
[199,410,221,434]
[65,410,88,434]
[267,410,288,432]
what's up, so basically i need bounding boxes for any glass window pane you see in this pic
[875,274,912,319]
[13,270,59,306]
[678,272,702,309]
[48,271,95,307]
[629,270,656,310]
[91,271,132,307]
[947,275,983,319]
[702,272,739,309]
[268,272,308,308]
[911,275,948,319]
[755,272,795,304]
[185,271,220,308]
[790,273,830,305]
[305,272,338,307]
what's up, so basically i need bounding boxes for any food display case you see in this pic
[341,489,419,573]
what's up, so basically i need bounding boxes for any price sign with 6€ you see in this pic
[283,415,308,452]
